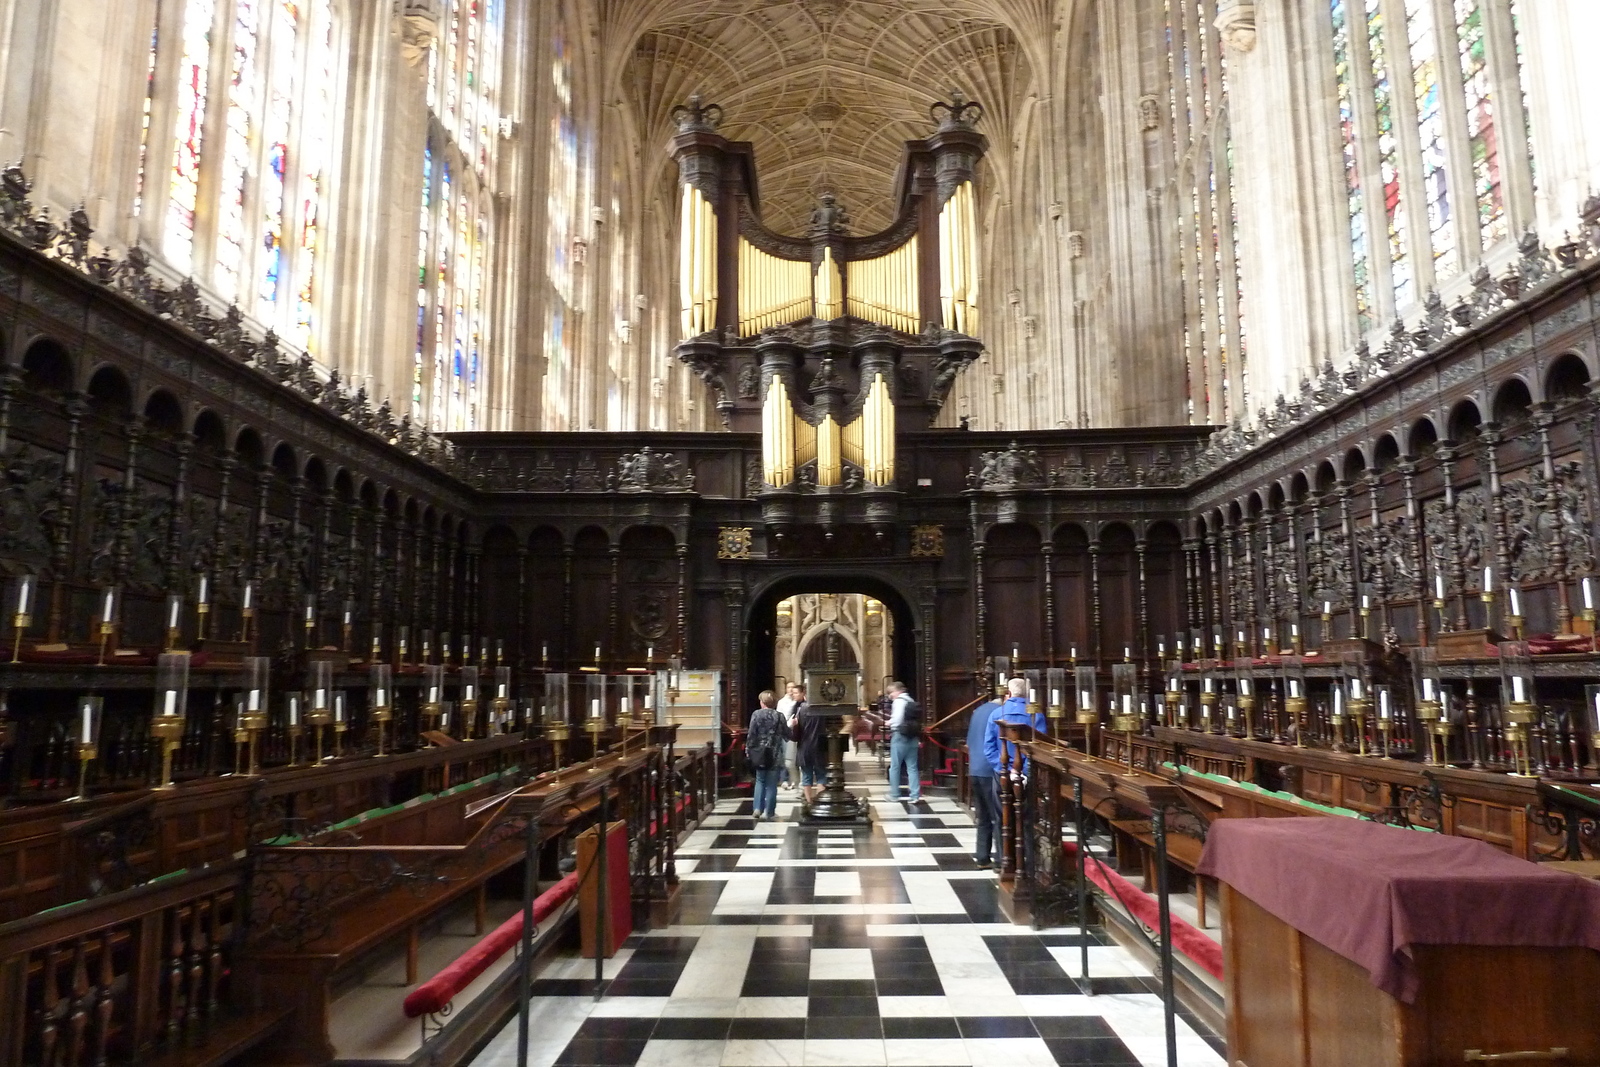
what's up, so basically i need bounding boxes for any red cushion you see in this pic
[402,872,580,1018]
[1062,841,1224,981]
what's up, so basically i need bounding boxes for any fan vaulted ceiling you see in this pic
[619,0,1037,235]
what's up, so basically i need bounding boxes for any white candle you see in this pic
[167,598,180,629]
[1322,601,1331,616]
[1079,690,1091,710]
[1240,677,1252,696]
[1334,687,1343,714]
[1361,595,1370,611]
[1586,578,1595,611]
[1012,645,1019,661]
[1203,676,1214,693]
[1379,690,1390,719]
[1422,678,1435,701]
[1483,566,1493,593]
[644,693,654,710]
[1262,627,1270,642]
[1593,691,1600,724]
[306,601,315,622]
[289,697,299,726]
[1168,677,1178,693]
[429,686,439,703]
[498,683,508,699]
[198,575,208,603]
[376,688,387,706]
[1226,702,1236,721]
[1291,623,1300,638]
[646,645,653,662]
[590,698,601,719]
[1512,675,1526,703]
[343,607,352,625]
[1121,694,1132,714]
[243,583,253,610]
[15,576,30,616]
[1028,688,1037,704]
[1434,573,1445,600]
[335,694,345,722]
[1051,688,1061,706]
[1070,646,1077,660]
[466,685,476,701]
[594,644,601,660]
[102,589,115,622]
[163,690,177,716]
[1158,642,1166,658]
[248,688,260,711]
[81,702,93,742]
[998,673,1008,687]
[1289,679,1302,699]
[1236,631,1244,645]
[314,688,326,710]
[441,708,449,728]
[1351,678,1364,700]
[1510,587,1521,617]
[541,642,548,661]
[1124,646,1131,660]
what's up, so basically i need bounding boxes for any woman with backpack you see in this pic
[746,690,790,821]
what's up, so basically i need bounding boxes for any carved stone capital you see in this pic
[395,0,443,68]
[1214,2,1258,53]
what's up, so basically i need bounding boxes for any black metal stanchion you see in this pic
[516,816,537,1067]
[1152,805,1178,1067]
[1073,776,1092,995]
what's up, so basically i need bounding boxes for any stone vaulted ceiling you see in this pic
[619,0,1037,235]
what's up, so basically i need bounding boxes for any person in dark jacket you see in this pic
[746,690,789,821]
[965,696,1002,868]
[789,685,826,805]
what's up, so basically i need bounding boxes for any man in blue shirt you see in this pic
[965,696,1001,868]
[983,677,1048,777]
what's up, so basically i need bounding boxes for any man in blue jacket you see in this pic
[983,677,1048,778]
[965,695,1001,868]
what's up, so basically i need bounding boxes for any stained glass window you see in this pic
[1367,0,1413,309]
[216,0,260,303]
[133,21,161,219]
[1409,0,1456,275]
[1331,0,1373,331]
[415,0,503,431]
[165,0,217,274]
[1454,0,1505,248]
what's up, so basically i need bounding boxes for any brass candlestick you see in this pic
[1416,699,1442,763]
[151,714,185,789]
[1349,698,1370,757]
[10,609,29,663]
[372,703,392,756]
[288,721,305,766]
[69,741,96,801]
[1237,694,1255,739]
[1199,689,1216,732]
[1285,694,1307,748]
[1504,701,1537,777]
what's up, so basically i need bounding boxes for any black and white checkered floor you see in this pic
[472,752,1225,1067]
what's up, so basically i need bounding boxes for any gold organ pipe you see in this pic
[762,376,795,487]
[680,187,695,337]
[737,237,811,335]
[817,415,841,487]
[841,414,863,469]
[938,181,979,336]
[845,237,919,334]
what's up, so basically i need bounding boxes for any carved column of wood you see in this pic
[1135,535,1150,665]
[465,547,480,651]
[1220,515,1238,650]
[1399,461,1428,645]
[561,544,574,668]
[675,542,688,659]
[164,435,196,598]
[1336,484,1358,635]
[1181,534,1199,635]
[249,466,270,607]
[112,419,145,586]
[1580,389,1600,555]
[1042,540,1056,665]
[1261,510,1279,647]
[1284,503,1303,647]
[919,584,938,709]
[370,508,388,655]
[515,546,528,667]
[1439,447,1468,630]
[1241,517,1258,653]
[346,501,363,645]
[1366,473,1389,633]
[210,454,234,593]
[1089,539,1103,665]
[1481,426,1516,630]
[446,536,460,646]
[411,521,427,646]
[48,395,86,639]
[316,489,334,629]
[1532,406,1575,632]
[428,530,442,647]
[288,479,307,638]
[607,544,621,668]
[1208,526,1223,640]
[725,585,744,718]
[0,368,17,454]
[972,540,987,674]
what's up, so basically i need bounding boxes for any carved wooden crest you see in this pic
[716,527,753,560]
[909,524,944,558]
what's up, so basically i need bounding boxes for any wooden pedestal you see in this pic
[1221,883,1600,1066]
[577,820,631,959]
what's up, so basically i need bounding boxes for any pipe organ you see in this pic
[846,238,921,335]
[738,238,813,335]
[679,184,718,337]
[939,181,980,336]
[672,93,987,527]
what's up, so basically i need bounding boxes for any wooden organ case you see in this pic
[668,94,988,542]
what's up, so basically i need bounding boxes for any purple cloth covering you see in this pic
[1197,817,1600,1002]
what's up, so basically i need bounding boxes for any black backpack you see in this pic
[897,697,923,738]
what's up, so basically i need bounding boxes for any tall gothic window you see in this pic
[541,3,579,429]
[1167,0,1247,426]
[158,0,339,353]
[1329,0,1536,331]
[415,0,504,431]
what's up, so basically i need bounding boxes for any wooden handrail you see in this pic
[927,694,992,734]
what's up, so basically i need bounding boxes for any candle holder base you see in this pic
[800,718,871,825]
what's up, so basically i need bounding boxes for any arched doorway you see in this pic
[744,573,919,714]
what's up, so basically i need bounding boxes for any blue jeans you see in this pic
[888,733,921,801]
[970,775,1000,864]
[751,765,782,818]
